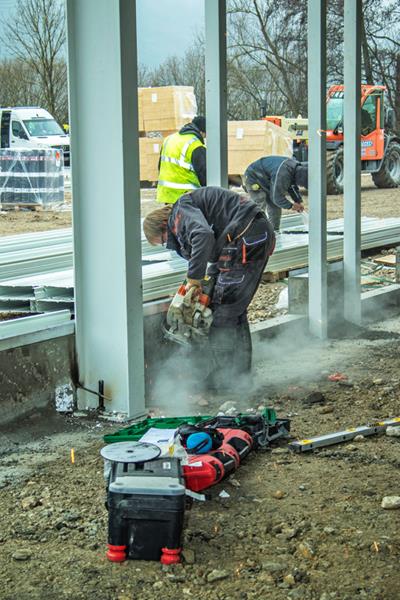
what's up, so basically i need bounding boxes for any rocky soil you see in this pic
[0,176,399,599]
[1,315,400,600]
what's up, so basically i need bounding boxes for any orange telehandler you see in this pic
[263,84,400,194]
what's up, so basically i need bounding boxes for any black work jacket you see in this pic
[166,187,261,280]
[244,156,301,209]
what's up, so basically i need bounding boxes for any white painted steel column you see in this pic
[66,0,145,417]
[205,0,228,187]
[343,0,362,324]
[307,0,327,338]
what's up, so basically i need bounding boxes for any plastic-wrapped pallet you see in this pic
[0,148,64,209]
[140,86,197,133]
[228,120,293,177]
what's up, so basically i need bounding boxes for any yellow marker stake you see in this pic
[70,448,75,464]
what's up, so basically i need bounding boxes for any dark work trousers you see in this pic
[242,174,282,232]
[206,214,276,390]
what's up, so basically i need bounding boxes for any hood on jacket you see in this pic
[179,122,205,144]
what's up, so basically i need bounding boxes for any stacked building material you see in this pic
[0,148,64,208]
[0,216,399,314]
[137,86,198,182]
[139,137,163,183]
[227,120,292,177]
[139,86,197,134]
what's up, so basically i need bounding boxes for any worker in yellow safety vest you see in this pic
[156,116,206,204]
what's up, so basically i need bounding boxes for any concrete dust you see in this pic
[1,318,400,599]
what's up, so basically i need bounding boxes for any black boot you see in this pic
[205,324,252,392]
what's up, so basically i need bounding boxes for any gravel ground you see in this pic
[1,316,400,599]
[0,176,399,599]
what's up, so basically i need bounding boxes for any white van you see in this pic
[0,107,70,166]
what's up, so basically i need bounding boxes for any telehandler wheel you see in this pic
[372,142,400,189]
[326,147,344,195]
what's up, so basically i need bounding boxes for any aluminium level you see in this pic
[289,417,400,452]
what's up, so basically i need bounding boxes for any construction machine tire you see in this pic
[326,147,344,195]
[372,142,400,189]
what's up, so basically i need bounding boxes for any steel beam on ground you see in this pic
[205,0,228,187]
[66,0,145,417]
[343,0,362,324]
[307,0,328,338]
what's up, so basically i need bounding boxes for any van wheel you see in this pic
[372,142,400,188]
[326,147,344,195]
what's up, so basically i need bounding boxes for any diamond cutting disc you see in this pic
[100,441,161,463]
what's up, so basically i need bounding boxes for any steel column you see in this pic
[343,0,362,324]
[65,0,145,417]
[204,0,228,187]
[307,0,327,338]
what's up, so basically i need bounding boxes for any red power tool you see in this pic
[183,428,253,492]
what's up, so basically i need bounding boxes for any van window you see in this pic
[23,118,64,137]
[12,120,28,139]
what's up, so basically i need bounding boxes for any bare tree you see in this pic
[0,59,40,107]
[1,0,67,123]
[227,0,308,117]
[145,38,206,115]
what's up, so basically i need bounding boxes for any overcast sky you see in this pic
[0,0,205,66]
[137,0,204,67]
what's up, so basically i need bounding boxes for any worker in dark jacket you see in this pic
[157,116,206,204]
[243,156,308,232]
[143,187,275,390]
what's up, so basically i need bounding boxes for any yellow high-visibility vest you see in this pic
[156,132,204,204]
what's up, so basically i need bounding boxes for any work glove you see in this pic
[291,202,304,213]
[185,278,202,292]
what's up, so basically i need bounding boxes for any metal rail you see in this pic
[0,216,399,312]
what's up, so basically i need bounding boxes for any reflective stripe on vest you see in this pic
[158,180,199,190]
[160,155,195,171]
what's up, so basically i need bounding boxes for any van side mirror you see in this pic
[385,107,396,130]
[18,130,28,140]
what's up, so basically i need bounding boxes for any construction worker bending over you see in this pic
[243,156,308,232]
[143,187,275,390]
[156,116,206,205]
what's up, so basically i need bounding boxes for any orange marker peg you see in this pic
[70,448,75,464]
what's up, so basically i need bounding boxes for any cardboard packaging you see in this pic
[139,137,162,181]
[140,86,197,133]
[228,120,292,176]
[137,88,144,132]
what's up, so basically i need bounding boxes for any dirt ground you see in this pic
[1,315,400,599]
[0,175,398,236]
[0,177,399,599]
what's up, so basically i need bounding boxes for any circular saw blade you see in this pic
[100,441,161,463]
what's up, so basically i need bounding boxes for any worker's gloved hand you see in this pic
[185,278,202,293]
[291,202,304,213]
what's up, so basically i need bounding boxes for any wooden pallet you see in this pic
[262,270,288,283]
[0,203,44,212]
[374,254,397,267]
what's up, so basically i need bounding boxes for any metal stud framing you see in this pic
[66,0,145,417]
[343,0,362,324]
[205,0,228,188]
[307,0,328,338]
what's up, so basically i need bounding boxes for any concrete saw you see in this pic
[164,276,215,346]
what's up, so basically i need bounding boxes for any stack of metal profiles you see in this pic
[0,228,72,280]
[0,216,399,313]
